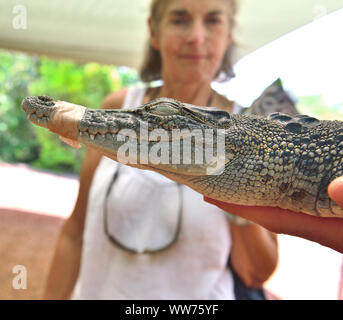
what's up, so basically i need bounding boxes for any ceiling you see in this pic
[1,0,343,69]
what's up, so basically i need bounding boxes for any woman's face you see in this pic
[151,0,233,83]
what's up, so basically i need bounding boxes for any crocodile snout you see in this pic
[22,95,55,111]
[23,95,86,142]
[22,96,57,127]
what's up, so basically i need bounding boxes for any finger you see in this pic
[204,196,284,232]
[203,196,326,235]
[328,176,343,207]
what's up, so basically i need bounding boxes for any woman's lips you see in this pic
[180,54,207,61]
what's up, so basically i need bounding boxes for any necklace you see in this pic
[103,165,183,254]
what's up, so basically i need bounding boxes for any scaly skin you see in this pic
[22,95,343,217]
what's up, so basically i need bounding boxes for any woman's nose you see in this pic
[186,21,206,46]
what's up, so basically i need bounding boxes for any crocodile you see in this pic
[22,95,343,217]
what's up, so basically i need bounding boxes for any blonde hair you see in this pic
[140,0,237,82]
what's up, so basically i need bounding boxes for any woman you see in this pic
[44,0,278,299]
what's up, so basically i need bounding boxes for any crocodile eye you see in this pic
[149,104,178,116]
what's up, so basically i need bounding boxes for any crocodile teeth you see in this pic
[105,133,112,140]
[109,126,119,134]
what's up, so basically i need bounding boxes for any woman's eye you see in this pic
[171,18,187,25]
[206,18,221,25]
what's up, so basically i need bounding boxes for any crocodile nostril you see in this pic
[38,95,53,102]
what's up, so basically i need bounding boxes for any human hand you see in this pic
[204,177,343,253]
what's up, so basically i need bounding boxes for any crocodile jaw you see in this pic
[22,96,226,176]
[78,110,227,176]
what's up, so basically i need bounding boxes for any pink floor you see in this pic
[0,162,342,299]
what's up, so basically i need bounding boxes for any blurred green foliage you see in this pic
[297,95,343,121]
[0,50,138,173]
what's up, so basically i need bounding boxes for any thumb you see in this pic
[328,176,343,207]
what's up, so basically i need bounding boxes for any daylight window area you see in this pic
[214,8,343,120]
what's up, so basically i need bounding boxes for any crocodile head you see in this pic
[22,95,234,177]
